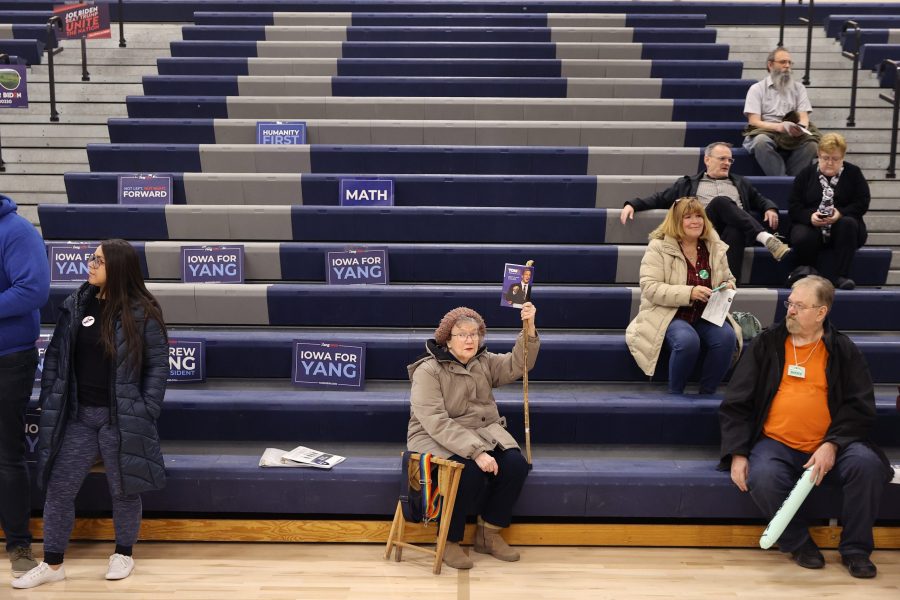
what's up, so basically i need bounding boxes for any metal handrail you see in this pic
[796,0,815,85]
[46,15,62,122]
[878,59,900,178]
[119,0,127,47]
[0,53,9,171]
[778,0,788,47]
[841,20,861,127]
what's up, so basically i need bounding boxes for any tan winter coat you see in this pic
[407,332,539,459]
[625,231,742,377]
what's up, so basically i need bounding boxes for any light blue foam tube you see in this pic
[759,468,817,549]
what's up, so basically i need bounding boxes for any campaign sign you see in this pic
[326,248,388,285]
[181,245,245,284]
[256,121,306,145]
[53,2,111,40]
[118,174,172,205]
[34,334,51,382]
[48,242,99,283]
[292,340,366,389]
[25,408,40,464]
[500,263,534,308]
[168,339,205,383]
[0,64,27,108]
[339,178,394,207]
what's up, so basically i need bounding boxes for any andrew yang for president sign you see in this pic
[326,248,388,285]
[257,121,306,144]
[118,174,172,205]
[168,339,205,383]
[181,245,245,284]
[292,341,366,389]
[48,242,98,283]
[339,178,393,207]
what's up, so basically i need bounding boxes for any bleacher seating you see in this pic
[32,0,900,529]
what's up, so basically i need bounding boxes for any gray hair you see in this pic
[767,46,790,67]
[791,274,835,311]
[704,141,733,157]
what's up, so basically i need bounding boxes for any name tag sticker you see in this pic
[788,364,806,378]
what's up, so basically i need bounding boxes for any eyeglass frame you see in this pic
[450,332,480,341]
[783,300,822,312]
[87,253,105,267]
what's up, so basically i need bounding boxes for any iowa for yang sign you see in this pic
[48,242,98,283]
[292,340,366,389]
[181,245,245,284]
[326,248,389,285]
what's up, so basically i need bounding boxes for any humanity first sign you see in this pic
[48,242,99,283]
[326,248,388,285]
[256,121,306,144]
[168,339,205,383]
[181,245,245,284]
[0,64,27,108]
[118,174,172,205]
[292,340,366,389]
[53,3,111,39]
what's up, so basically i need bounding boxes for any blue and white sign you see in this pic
[326,248,388,285]
[118,173,172,205]
[292,340,366,389]
[256,121,306,145]
[34,333,51,382]
[168,338,206,383]
[339,178,394,207]
[48,242,99,283]
[181,245,245,284]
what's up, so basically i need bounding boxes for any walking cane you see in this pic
[521,260,534,465]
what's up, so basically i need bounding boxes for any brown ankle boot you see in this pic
[474,521,520,562]
[442,542,473,570]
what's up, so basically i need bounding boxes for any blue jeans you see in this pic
[664,318,735,394]
[748,437,887,556]
[0,347,37,551]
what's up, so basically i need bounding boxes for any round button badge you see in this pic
[82,316,95,327]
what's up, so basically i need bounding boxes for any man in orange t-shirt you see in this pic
[720,275,891,579]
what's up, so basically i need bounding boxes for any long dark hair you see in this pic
[97,239,167,368]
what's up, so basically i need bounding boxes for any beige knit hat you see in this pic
[433,306,487,345]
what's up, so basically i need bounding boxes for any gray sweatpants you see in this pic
[42,406,142,556]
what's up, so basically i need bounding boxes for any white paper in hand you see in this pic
[701,288,736,327]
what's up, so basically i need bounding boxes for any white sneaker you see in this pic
[105,554,134,580]
[10,562,66,589]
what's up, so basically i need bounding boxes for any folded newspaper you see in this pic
[259,446,346,469]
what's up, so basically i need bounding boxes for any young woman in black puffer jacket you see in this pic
[13,239,168,590]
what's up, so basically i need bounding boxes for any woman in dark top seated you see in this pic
[788,133,870,290]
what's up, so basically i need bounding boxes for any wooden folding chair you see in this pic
[383,453,464,574]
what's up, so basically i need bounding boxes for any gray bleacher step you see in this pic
[0,163,88,176]
[1,114,112,125]
[1,148,87,163]
[57,23,183,48]
[892,250,900,269]
[2,124,109,139]
[6,138,106,148]
[870,181,900,197]
[871,198,900,211]
[12,103,128,118]
[889,270,900,285]
[26,83,144,103]
[8,192,68,205]
[868,215,900,232]
[811,108,896,123]
[27,68,153,83]
[869,232,900,246]
[1,175,66,193]
[743,70,881,88]
[51,47,171,63]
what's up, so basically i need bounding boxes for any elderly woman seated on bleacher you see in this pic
[788,132,870,290]
[407,305,538,570]
[626,197,742,394]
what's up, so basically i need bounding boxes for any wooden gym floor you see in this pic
[4,542,900,599]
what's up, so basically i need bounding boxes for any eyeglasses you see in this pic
[709,156,735,164]
[451,332,480,341]
[773,59,794,66]
[87,254,105,267]
[783,300,822,312]
[818,155,843,163]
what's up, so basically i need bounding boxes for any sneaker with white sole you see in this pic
[9,546,38,578]
[105,553,134,580]
[10,562,66,589]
